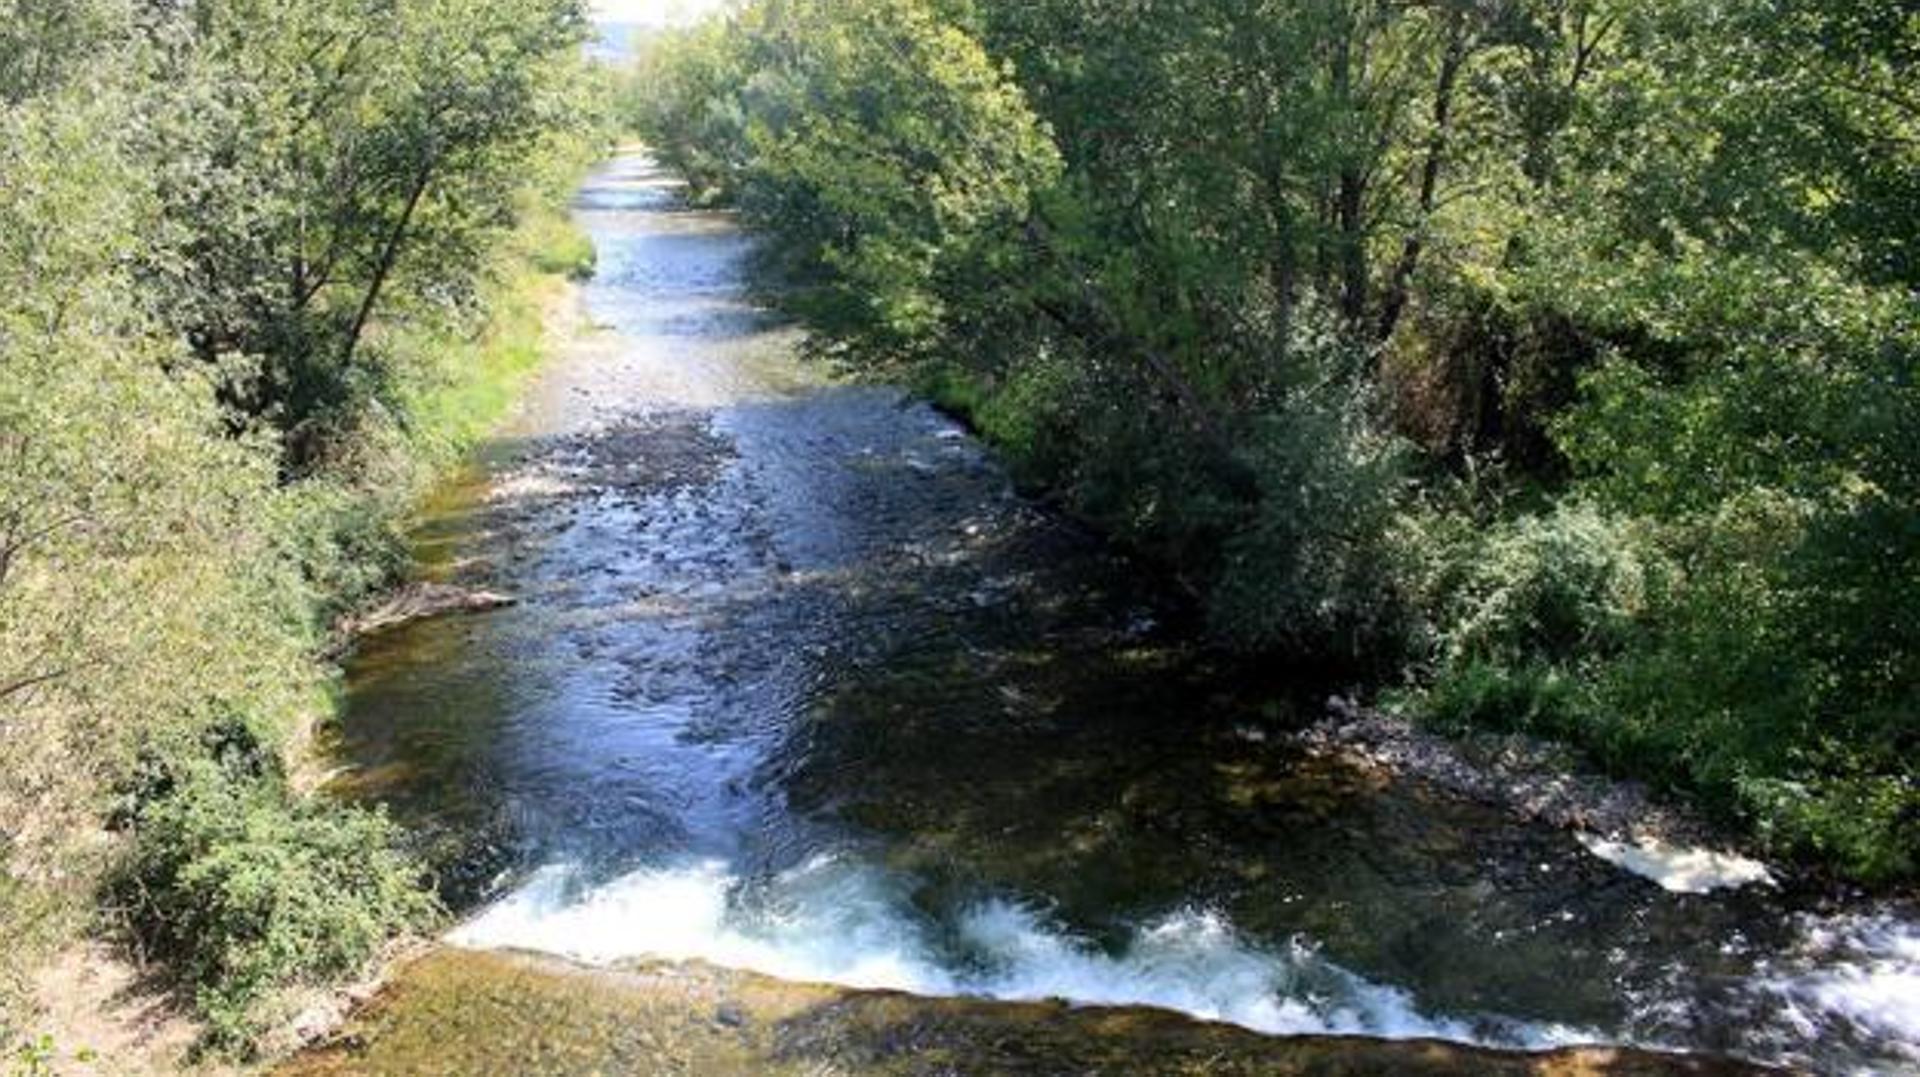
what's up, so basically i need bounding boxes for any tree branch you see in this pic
[1378,13,1470,345]
[0,667,70,705]
[339,150,439,368]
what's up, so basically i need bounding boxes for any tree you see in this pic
[138,0,591,471]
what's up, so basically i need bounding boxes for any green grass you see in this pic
[400,208,593,467]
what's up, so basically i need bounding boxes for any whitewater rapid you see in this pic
[448,852,1596,1048]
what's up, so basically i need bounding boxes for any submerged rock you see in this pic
[282,949,1768,1076]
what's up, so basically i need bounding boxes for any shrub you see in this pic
[525,213,598,282]
[111,721,437,1053]
[1585,522,1919,880]
[1428,501,1659,667]
[1399,491,1919,882]
[270,481,412,631]
[1208,381,1408,663]
[1416,659,1590,738]
[1739,775,1918,885]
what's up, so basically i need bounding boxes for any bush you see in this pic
[525,213,598,282]
[1392,502,1645,752]
[1740,775,1918,885]
[270,481,413,631]
[111,721,437,1053]
[1398,491,1919,882]
[1208,381,1408,663]
[1416,659,1589,738]
[1425,501,1659,667]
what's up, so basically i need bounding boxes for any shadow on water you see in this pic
[321,152,1918,1073]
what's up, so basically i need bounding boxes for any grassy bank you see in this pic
[2,201,596,1062]
[2,0,609,1062]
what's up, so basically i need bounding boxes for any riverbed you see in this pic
[307,152,1918,1074]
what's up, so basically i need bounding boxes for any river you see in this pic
[308,152,1917,1074]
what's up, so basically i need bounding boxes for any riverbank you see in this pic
[919,352,1919,898]
[1297,702,1777,892]
[5,203,595,1075]
[631,0,1918,890]
[918,376,1796,894]
[2,5,611,1068]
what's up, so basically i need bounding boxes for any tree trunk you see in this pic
[1337,168,1368,326]
[1329,11,1370,328]
[1378,16,1469,345]
[340,153,438,368]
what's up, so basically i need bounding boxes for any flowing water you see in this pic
[323,153,1918,1074]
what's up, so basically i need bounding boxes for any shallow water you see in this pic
[326,153,1918,1074]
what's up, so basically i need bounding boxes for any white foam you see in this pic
[1575,833,1775,894]
[447,856,930,991]
[449,853,1591,1048]
[952,900,1470,1040]
[1758,914,1920,1067]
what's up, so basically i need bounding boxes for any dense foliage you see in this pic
[1,0,600,1052]
[632,0,1917,881]
[111,718,436,1050]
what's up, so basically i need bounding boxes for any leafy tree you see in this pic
[1508,0,1920,877]
[138,0,592,471]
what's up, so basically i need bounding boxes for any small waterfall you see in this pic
[449,853,1596,1048]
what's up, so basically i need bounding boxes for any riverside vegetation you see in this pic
[3,0,1914,1067]
[629,0,1917,885]
[1,0,608,1056]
